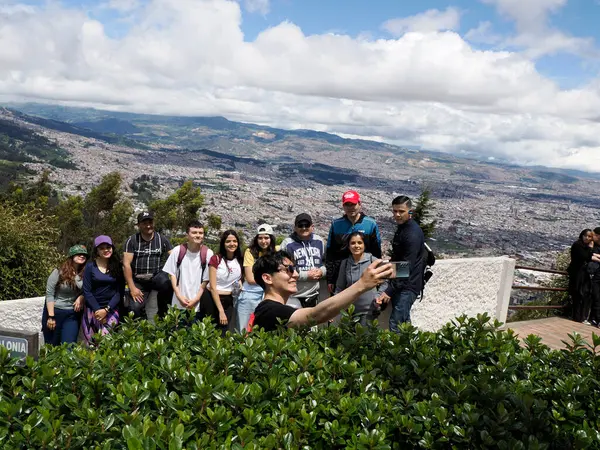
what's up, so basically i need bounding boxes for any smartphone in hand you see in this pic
[378,260,410,279]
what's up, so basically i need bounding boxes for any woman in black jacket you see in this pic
[568,229,594,322]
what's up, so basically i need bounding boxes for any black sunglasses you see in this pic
[279,264,296,275]
[296,222,312,229]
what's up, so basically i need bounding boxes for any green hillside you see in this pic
[0,117,75,189]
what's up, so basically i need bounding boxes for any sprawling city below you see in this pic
[3,104,600,268]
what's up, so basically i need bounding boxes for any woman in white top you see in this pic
[204,230,243,336]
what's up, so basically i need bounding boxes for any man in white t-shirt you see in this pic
[162,220,214,318]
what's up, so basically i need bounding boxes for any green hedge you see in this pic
[1,312,600,449]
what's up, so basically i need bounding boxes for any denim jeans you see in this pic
[42,307,81,346]
[235,289,263,332]
[389,290,418,333]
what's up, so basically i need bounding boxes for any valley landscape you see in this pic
[2,103,599,266]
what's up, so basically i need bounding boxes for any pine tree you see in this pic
[413,187,437,239]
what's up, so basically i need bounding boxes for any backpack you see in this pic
[420,243,436,300]
[176,243,209,285]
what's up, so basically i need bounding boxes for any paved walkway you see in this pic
[504,317,599,350]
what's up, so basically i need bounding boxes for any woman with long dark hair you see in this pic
[82,235,124,345]
[334,231,383,326]
[202,230,244,335]
[42,245,88,345]
[235,224,277,332]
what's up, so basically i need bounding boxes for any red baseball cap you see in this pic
[342,190,360,205]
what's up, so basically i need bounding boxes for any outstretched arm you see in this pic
[288,261,392,328]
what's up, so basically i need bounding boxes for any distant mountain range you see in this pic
[2,102,600,187]
[7,102,393,152]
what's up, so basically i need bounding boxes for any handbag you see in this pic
[151,271,172,294]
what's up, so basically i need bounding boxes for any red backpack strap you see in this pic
[246,313,256,333]
[200,245,208,270]
[175,244,187,285]
[176,243,188,268]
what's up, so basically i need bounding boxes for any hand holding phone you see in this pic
[377,260,410,279]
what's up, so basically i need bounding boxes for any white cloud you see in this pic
[465,21,502,45]
[481,0,597,57]
[1,0,600,171]
[243,0,269,15]
[102,0,141,13]
[382,7,461,35]
[481,0,565,31]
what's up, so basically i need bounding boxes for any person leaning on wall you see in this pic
[42,245,88,346]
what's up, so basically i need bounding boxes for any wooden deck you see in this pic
[504,317,599,350]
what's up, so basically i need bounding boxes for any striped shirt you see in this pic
[124,232,172,277]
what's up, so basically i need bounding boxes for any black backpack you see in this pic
[420,243,436,300]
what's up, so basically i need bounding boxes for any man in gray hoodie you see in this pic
[280,213,327,309]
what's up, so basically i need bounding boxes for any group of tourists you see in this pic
[42,190,429,345]
[568,228,600,327]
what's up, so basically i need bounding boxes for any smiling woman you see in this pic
[202,229,244,335]
[42,245,88,346]
[82,235,124,346]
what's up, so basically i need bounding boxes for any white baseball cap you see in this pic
[257,224,274,235]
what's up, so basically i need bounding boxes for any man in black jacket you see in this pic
[377,196,425,332]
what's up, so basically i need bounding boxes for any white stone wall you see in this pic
[378,256,515,331]
[0,257,515,338]
[0,296,45,342]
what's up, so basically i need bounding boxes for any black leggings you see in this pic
[200,291,234,336]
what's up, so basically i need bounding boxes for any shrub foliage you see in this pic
[1,313,600,448]
[0,203,61,300]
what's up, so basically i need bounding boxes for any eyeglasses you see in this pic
[296,222,311,229]
[278,264,296,275]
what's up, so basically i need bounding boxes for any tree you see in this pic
[0,203,61,300]
[150,181,204,235]
[83,172,124,233]
[53,172,134,251]
[2,170,57,214]
[54,195,87,252]
[413,186,437,239]
[207,214,222,233]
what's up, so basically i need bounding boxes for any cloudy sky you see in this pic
[1,0,600,171]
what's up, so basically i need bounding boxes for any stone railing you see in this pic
[0,257,515,344]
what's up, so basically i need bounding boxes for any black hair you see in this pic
[593,227,600,236]
[249,233,276,259]
[348,231,365,244]
[186,220,204,233]
[92,241,123,280]
[581,228,594,241]
[219,229,244,274]
[392,195,412,208]
[253,250,293,290]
